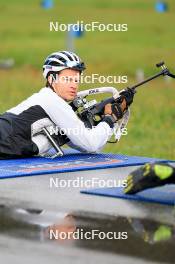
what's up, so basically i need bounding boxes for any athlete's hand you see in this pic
[104,103,112,115]
[103,102,125,128]
[119,88,135,108]
[104,102,125,121]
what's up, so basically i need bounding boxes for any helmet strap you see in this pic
[47,72,57,92]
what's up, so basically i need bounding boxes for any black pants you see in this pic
[0,115,38,159]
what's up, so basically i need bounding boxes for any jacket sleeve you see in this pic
[39,88,113,153]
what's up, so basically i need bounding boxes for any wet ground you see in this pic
[0,166,175,263]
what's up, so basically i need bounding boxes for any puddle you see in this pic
[0,205,175,263]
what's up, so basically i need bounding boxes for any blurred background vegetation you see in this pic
[0,0,175,158]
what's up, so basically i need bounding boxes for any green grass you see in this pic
[0,0,175,159]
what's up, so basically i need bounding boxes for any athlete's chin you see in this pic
[65,95,75,101]
[67,93,76,101]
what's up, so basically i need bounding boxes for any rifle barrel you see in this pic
[130,71,165,91]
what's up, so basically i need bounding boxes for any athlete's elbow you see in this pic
[71,134,106,153]
[82,142,102,153]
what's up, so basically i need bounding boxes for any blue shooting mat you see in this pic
[0,149,172,179]
[81,185,175,206]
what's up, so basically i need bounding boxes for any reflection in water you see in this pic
[0,205,175,262]
[128,218,175,244]
[45,215,77,244]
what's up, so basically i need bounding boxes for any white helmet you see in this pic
[43,50,86,79]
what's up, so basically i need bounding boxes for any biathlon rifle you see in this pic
[72,61,175,127]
